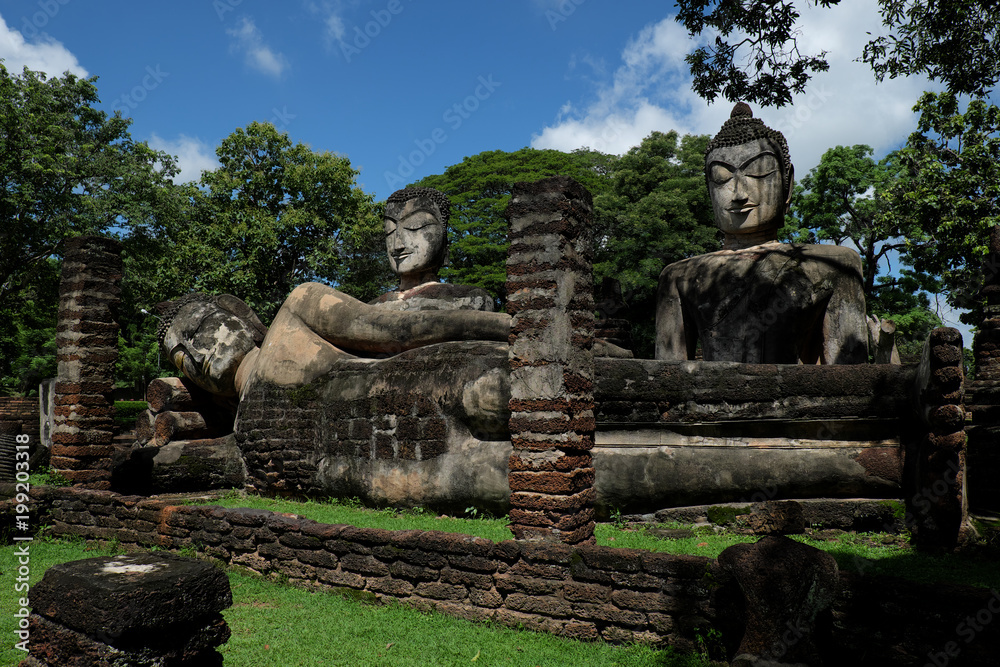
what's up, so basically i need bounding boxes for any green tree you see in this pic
[596,131,717,301]
[782,143,945,352]
[675,0,1000,106]
[410,147,614,307]
[161,122,389,323]
[0,63,183,394]
[0,259,59,396]
[781,145,916,303]
[889,92,1000,324]
[411,138,717,357]
[594,131,718,355]
[0,63,180,310]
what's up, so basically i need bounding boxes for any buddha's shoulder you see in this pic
[662,243,861,270]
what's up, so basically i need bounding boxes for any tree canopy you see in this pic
[595,131,717,304]
[410,136,717,356]
[0,63,183,394]
[409,147,614,307]
[173,122,389,322]
[0,63,179,313]
[675,0,1000,106]
[781,143,942,354]
[889,92,1000,323]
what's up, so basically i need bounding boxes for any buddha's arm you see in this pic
[821,268,869,364]
[655,267,697,361]
[285,282,510,354]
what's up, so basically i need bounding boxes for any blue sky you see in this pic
[0,0,976,339]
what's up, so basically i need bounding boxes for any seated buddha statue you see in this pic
[655,103,868,364]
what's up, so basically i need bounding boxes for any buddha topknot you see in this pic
[706,102,793,193]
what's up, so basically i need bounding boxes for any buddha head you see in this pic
[157,293,267,397]
[384,187,450,290]
[705,103,794,246]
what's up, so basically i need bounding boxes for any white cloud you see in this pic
[532,18,726,155]
[305,1,349,50]
[148,134,218,184]
[227,17,289,78]
[532,0,939,175]
[0,13,87,77]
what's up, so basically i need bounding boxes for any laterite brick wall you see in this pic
[24,485,713,651]
[506,177,597,544]
[0,398,40,440]
[6,485,1000,665]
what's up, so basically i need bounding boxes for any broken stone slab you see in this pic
[26,551,232,666]
[110,434,246,495]
[153,411,214,446]
[647,499,905,533]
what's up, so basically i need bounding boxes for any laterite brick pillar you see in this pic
[52,236,122,489]
[968,225,1000,510]
[506,176,596,544]
[913,327,972,550]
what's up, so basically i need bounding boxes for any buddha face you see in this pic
[706,138,790,236]
[162,299,259,397]
[384,197,446,280]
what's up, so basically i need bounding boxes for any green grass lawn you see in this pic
[0,537,712,667]
[4,492,997,666]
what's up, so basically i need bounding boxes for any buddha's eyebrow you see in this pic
[739,151,778,170]
[399,210,439,225]
[708,159,735,170]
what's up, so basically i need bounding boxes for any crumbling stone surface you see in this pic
[112,434,246,495]
[912,327,973,551]
[236,340,512,514]
[51,236,122,490]
[112,375,239,495]
[744,501,806,535]
[718,535,838,666]
[967,225,1000,512]
[506,176,596,545]
[594,358,917,424]
[26,551,232,666]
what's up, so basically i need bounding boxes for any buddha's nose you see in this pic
[731,173,749,203]
[389,231,404,252]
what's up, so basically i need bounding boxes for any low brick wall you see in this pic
[24,485,713,650]
[0,397,40,440]
[10,485,1000,665]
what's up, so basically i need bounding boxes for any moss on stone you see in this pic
[878,499,906,522]
[706,505,749,526]
[285,383,319,408]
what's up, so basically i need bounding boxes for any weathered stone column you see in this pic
[970,226,1000,422]
[913,327,972,550]
[968,226,1000,511]
[506,176,595,544]
[52,236,122,490]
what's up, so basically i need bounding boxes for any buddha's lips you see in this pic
[727,204,757,214]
